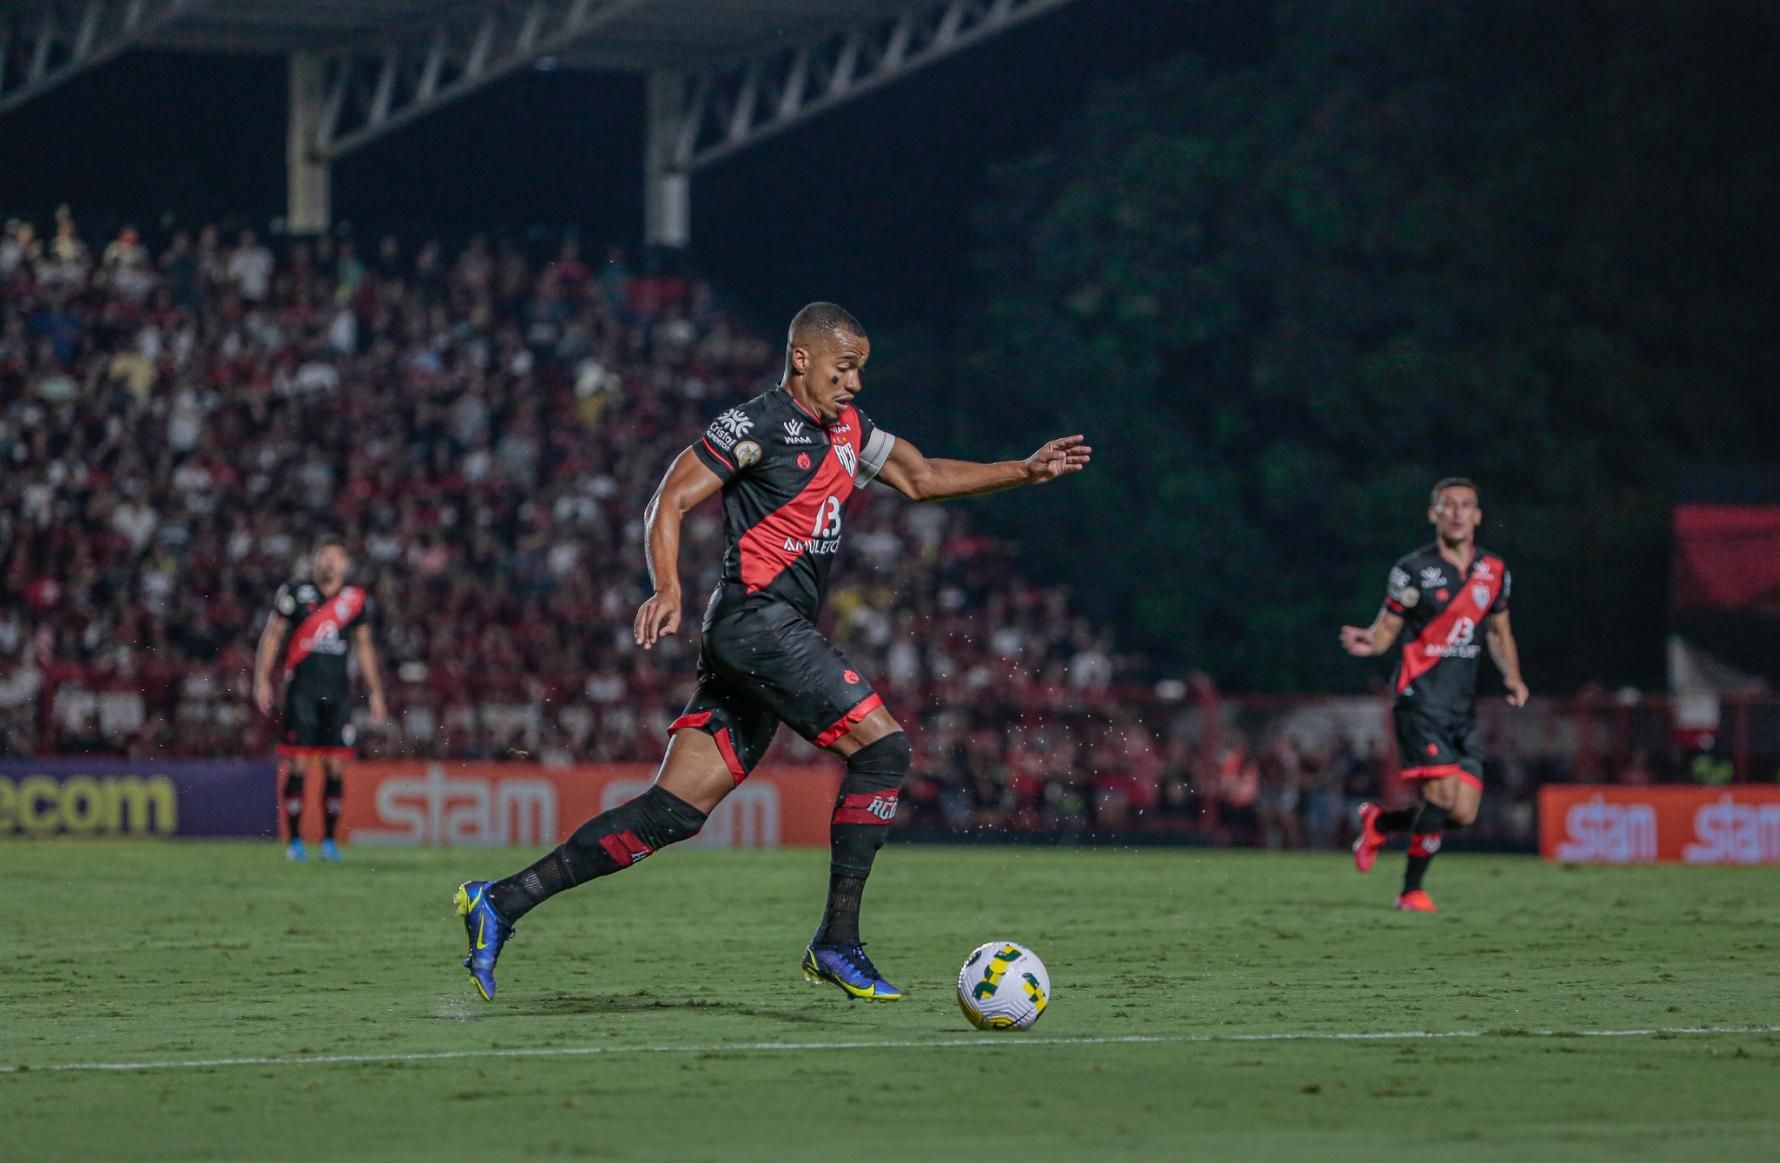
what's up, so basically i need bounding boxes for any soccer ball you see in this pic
[956,941,1051,1031]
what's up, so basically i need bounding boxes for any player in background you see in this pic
[253,538,387,862]
[452,302,1091,1002]
[1339,479,1528,911]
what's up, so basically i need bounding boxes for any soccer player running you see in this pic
[1339,478,1528,912]
[253,538,388,862]
[453,303,1091,1002]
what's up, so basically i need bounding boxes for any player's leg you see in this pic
[1397,723,1485,910]
[453,678,771,1002]
[279,756,308,860]
[1355,708,1427,872]
[707,604,912,999]
[278,686,318,861]
[318,698,351,862]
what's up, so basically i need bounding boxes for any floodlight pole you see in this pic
[287,53,332,234]
[644,69,690,248]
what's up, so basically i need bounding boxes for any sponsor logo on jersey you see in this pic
[783,536,843,556]
[707,408,753,450]
[1420,567,1446,588]
[1421,616,1480,659]
[781,420,815,445]
[1473,561,1494,580]
[734,439,762,467]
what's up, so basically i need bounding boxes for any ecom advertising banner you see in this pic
[1540,784,1780,864]
[339,760,844,848]
[0,758,276,839]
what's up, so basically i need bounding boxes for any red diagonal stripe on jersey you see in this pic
[1396,563,1502,694]
[283,587,365,673]
[737,446,856,593]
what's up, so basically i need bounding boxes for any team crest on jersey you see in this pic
[735,440,762,467]
[781,420,814,445]
[796,452,812,470]
[1472,584,1490,610]
[834,442,858,477]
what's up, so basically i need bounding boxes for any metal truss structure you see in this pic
[663,0,1079,172]
[0,0,200,117]
[0,0,1092,240]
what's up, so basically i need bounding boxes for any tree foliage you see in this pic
[936,0,1780,691]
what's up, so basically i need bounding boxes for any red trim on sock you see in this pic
[597,829,654,869]
[832,789,900,826]
[1409,833,1443,858]
[814,693,885,749]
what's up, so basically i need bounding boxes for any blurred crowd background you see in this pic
[9,212,1770,850]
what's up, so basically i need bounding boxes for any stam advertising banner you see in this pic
[0,758,276,839]
[1540,784,1780,864]
[339,760,844,848]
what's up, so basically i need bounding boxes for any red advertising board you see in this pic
[338,760,843,848]
[1539,785,1780,864]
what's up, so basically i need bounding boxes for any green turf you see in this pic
[3,841,1776,1161]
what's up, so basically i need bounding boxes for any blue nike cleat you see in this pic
[320,839,342,863]
[286,839,307,862]
[802,941,904,1001]
[454,881,514,1002]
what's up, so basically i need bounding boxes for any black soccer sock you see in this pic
[487,785,708,923]
[282,766,305,842]
[1374,807,1417,833]
[1403,802,1450,893]
[816,733,912,946]
[322,771,344,841]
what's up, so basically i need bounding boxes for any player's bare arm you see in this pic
[352,623,389,725]
[1486,611,1529,706]
[252,611,288,716]
[1339,610,1403,658]
[873,433,1092,502]
[635,448,725,649]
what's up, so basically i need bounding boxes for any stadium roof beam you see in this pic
[0,0,202,117]
[311,0,654,162]
[665,0,1079,173]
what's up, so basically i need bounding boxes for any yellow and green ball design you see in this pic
[956,941,1051,1031]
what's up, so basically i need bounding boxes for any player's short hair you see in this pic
[787,302,866,350]
[1429,477,1480,507]
[311,535,348,557]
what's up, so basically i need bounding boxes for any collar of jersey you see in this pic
[775,385,831,429]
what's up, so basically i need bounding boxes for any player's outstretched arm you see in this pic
[1486,611,1530,706]
[1339,611,1403,658]
[252,611,288,716]
[874,434,1091,502]
[635,447,724,649]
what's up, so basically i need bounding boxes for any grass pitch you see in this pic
[4,841,1776,1161]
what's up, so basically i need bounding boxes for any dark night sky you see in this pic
[0,0,1232,338]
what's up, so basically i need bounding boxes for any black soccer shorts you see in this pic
[1392,702,1484,791]
[279,682,354,759]
[668,598,882,783]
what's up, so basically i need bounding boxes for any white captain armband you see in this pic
[855,429,896,488]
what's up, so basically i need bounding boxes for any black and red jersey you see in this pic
[1381,544,1511,717]
[272,580,372,694]
[690,386,896,624]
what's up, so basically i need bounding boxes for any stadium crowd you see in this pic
[1,208,1675,847]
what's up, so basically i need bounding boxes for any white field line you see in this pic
[4,1024,1776,1076]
